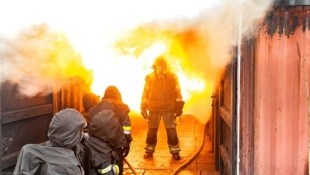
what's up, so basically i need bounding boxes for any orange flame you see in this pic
[82,26,207,113]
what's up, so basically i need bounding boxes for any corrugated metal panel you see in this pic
[274,0,310,6]
[55,77,90,112]
[0,82,53,173]
[0,77,90,173]
[240,39,256,175]
[217,65,236,175]
[254,6,310,175]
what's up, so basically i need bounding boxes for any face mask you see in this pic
[156,66,166,75]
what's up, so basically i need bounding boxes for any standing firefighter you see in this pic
[141,55,185,160]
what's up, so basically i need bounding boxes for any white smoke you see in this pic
[195,0,273,67]
[0,24,92,97]
[0,0,273,121]
[189,0,273,123]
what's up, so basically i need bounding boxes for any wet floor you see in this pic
[123,114,219,175]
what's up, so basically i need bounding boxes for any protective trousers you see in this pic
[145,111,181,155]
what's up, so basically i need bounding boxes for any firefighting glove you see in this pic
[122,145,130,158]
[141,103,149,119]
[175,101,185,117]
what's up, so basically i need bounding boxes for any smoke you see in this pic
[186,0,273,124]
[114,0,273,124]
[0,0,273,123]
[0,24,93,97]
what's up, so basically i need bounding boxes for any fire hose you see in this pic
[123,125,206,175]
[171,125,206,175]
[123,157,139,175]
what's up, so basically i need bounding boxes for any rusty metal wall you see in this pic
[253,6,310,175]
[240,39,256,175]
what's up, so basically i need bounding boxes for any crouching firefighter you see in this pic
[13,108,87,175]
[141,55,185,160]
[89,86,132,159]
[83,110,129,175]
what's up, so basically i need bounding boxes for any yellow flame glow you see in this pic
[83,40,205,112]
[0,0,272,124]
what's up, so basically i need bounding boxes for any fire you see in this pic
[177,68,206,101]
[0,0,273,124]
[85,40,206,112]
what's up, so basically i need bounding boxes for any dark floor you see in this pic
[123,114,219,175]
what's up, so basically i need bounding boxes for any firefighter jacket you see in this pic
[85,110,127,175]
[141,72,182,112]
[89,86,132,144]
[13,108,86,175]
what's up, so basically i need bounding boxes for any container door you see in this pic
[217,61,237,175]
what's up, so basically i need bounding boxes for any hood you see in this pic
[82,93,100,111]
[103,86,122,102]
[48,108,86,148]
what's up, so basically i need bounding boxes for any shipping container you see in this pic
[215,2,310,175]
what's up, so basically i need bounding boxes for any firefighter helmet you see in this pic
[152,56,167,68]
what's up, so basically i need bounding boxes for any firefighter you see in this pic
[141,55,185,160]
[85,110,128,175]
[81,92,100,126]
[13,108,87,175]
[89,86,132,174]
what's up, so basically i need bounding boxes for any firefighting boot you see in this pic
[169,144,181,160]
[143,152,154,159]
[144,144,155,159]
[172,152,180,160]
